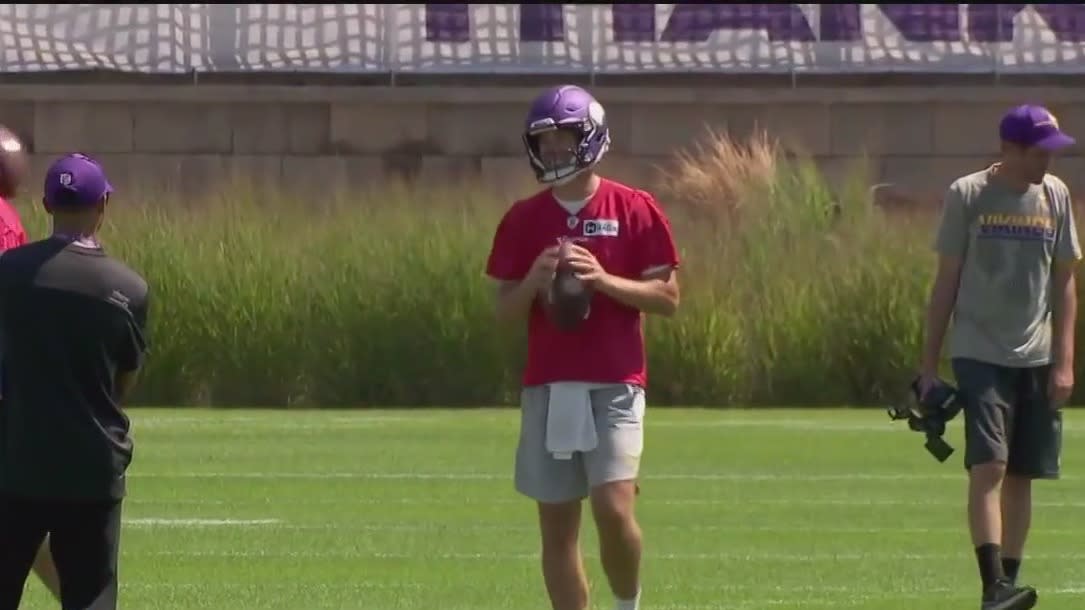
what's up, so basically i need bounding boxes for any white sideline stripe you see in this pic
[217,522,1085,536]
[648,420,1085,435]
[650,420,936,431]
[124,518,282,527]
[124,581,421,591]
[111,583,910,592]
[109,581,1085,596]
[129,415,1085,432]
[651,598,1085,610]
[134,415,422,425]
[124,496,1085,509]
[134,421,418,431]
[124,471,1082,482]
[147,549,1085,562]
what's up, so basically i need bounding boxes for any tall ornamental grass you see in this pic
[6,132,1028,407]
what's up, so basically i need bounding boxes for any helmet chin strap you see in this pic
[536,141,609,185]
[548,166,587,186]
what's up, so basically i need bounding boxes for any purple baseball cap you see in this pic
[999,104,1076,151]
[43,153,113,208]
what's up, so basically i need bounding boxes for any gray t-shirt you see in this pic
[934,165,1082,368]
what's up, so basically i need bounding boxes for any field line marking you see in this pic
[234,522,1085,536]
[124,518,282,527]
[128,414,1085,432]
[143,549,1085,561]
[90,579,1085,609]
[123,471,1085,482]
[124,496,1085,508]
[123,581,420,591]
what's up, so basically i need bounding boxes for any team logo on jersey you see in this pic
[566,216,579,229]
[583,219,619,237]
[977,213,1054,242]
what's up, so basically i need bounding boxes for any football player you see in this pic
[485,85,681,610]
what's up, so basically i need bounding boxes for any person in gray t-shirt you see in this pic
[920,104,1081,610]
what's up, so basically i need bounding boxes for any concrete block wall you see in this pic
[2,85,1084,203]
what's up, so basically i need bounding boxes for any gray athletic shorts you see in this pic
[952,358,1063,480]
[514,383,646,504]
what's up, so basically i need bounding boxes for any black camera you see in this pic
[887,376,964,463]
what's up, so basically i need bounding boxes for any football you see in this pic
[546,240,593,331]
[0,125,29,200]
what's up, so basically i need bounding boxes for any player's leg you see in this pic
[32,535,62,600]
[515,385,590,610]
[1001,364,1063,586]
[952,358,1037,609]
[0,494,50,609]
[585,384,646,610]
[49,498,123,610]
[537,500,589,610]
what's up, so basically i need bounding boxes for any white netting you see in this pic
[0,4,1082,75]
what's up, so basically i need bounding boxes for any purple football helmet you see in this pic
[522,85,611,185]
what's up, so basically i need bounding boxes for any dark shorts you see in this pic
[952,358,1063,480]
[0,494,122,610]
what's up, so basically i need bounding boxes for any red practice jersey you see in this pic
[0,197,27,251]
[486,178,680,388]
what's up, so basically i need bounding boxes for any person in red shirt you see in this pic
[0,190,62,603]
[0,196,27,250]
[486,85,681,610]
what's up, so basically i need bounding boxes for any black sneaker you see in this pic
[981,578,1038,610]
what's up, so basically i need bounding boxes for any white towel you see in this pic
[545,382,599,460]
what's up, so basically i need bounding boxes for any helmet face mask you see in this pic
[525,125,584,185]
[522,86,611,185]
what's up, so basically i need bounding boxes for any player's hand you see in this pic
[527,245,560,290]
[1049,363,1074,409]
[564,245,608,285]
[915,371,939,401]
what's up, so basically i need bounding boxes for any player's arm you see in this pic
[1051,196,1082,373]
[495,275,545,325]
[1051,261,1077,370]
[486,209,557,326]
[920,186,967,376]
[494,246,561,324]
[920,256,963,374]
[115,371,140,404]
[596,266,679,317]
[116,290,150,404]
[595,193,681,317]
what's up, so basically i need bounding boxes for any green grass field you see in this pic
[18,407,1085,610]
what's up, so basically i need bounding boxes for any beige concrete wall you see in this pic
[2,84,1085,202]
